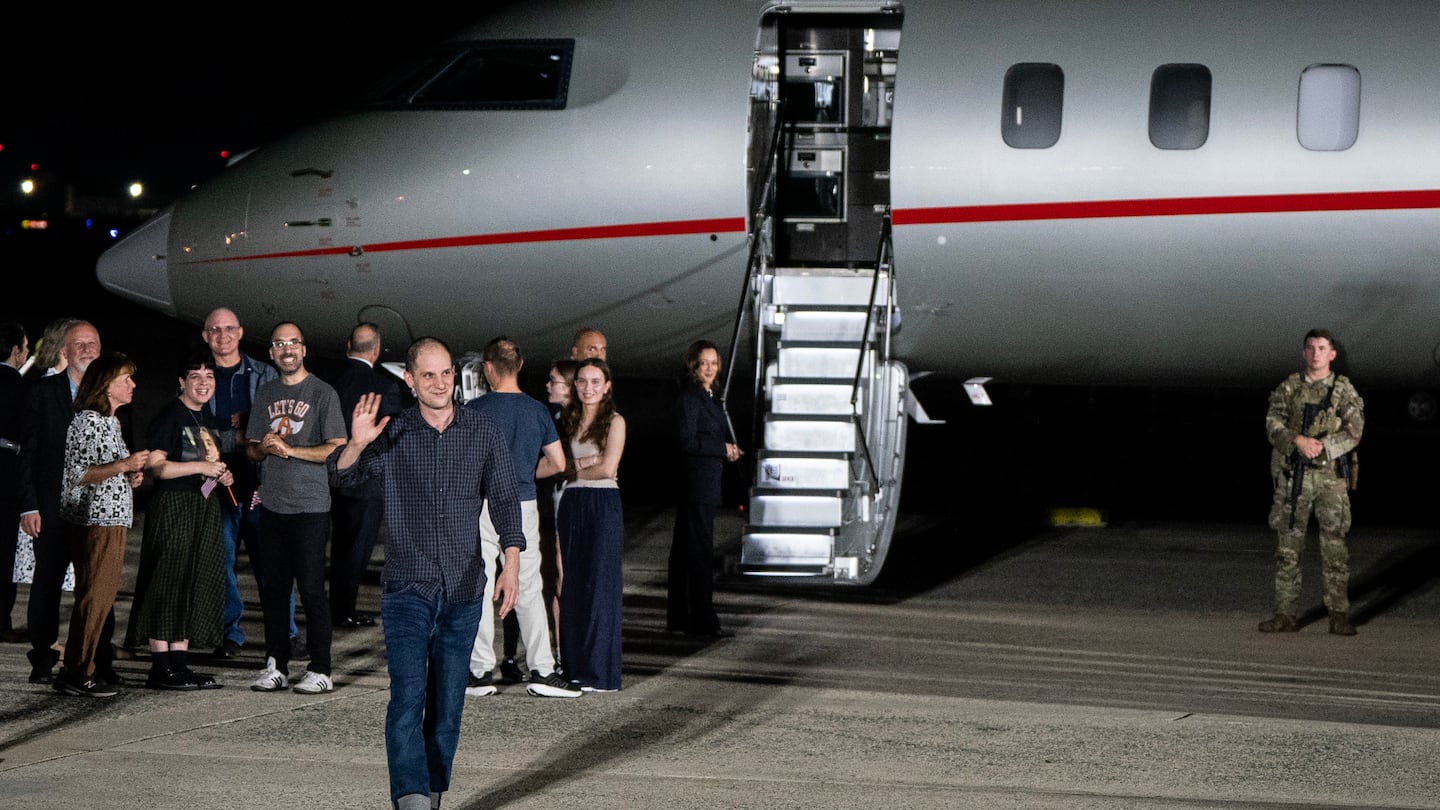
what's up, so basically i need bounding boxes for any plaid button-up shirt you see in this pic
[329,404,523,602]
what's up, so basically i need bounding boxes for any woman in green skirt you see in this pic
[129,353,234,690]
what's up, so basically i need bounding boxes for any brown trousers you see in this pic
[63,523,127,677]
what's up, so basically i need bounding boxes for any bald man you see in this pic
[570,328,607,362]
[328,323,402,628]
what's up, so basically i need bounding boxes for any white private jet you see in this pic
[96,0,1440,584]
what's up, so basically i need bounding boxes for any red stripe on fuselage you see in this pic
[372,217,749,252]
[187,191,1440,264]
[191,217,750,263]
[892,189,1440,225]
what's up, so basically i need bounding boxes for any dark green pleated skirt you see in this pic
[128,489,226,648]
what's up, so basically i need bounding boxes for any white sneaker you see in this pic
[292,671,334,694]
[250,657,289,692]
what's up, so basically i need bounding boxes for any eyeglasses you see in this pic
[270,338,304,349]
[205,325,240,335]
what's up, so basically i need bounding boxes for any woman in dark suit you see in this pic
[667,340,742,638]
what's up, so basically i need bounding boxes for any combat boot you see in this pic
[1257,613,1298,633]
[1328,610,1357,636]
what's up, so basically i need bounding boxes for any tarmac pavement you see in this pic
[2,506,1440,809]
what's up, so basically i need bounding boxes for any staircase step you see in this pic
[749,490,844,526]
[777,341,871,379]
[779,308,872,342]
[764,414,856,452]
[756,452,850,489]
[770,379,861,415]
[772,268,889,306]
[740,526,835,568]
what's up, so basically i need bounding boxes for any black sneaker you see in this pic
[464,671,496,697]
[498,658,526,684]
[526,670,582,698]
[54,669,118,698]
[290,636,310,661]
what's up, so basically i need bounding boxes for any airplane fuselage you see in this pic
[98,0,1440,389]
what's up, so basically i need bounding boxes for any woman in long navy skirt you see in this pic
[556,359,626,692]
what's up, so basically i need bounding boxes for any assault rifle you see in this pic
[1288,380,1337,529]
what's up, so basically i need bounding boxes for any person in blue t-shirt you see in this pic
[463,337,580,699]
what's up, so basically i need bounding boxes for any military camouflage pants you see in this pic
[1267,468,1351,615]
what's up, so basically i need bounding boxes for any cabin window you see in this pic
[1149,64,1211,150]
[356,40,574,110]
[1297,64,1360,151]
[1002,63,1064,148]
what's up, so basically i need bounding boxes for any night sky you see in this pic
[3,10,474,204]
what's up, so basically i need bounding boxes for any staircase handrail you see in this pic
[720,100,788,443]
[848,217,895,493]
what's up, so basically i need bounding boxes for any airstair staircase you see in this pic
[721,5,908,585]
[737,259,907,584]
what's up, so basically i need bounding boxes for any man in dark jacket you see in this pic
[19,320,119,684]
[327,323,403,628]
[0,321,30,643]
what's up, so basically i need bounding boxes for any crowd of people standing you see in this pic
[2,314,749,807]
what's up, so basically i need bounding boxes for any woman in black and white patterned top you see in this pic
[53,353,152,698]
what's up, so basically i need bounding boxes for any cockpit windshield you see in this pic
[354,39,574,110]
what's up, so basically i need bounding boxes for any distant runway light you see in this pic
[128,182,144,198]
[109,228,120,238]
[20,178,34,195]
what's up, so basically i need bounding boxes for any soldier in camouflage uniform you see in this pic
[1260,328,1363,635]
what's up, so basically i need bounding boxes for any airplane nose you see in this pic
[96,206,176,316]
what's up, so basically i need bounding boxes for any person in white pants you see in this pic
[464,337,580,699]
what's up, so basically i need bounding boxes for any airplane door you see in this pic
[751,7,900,268]
[165,146,371,334]
[255,165,361,263]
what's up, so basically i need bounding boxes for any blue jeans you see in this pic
[221,499,296,644]
[382,581,485,808]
